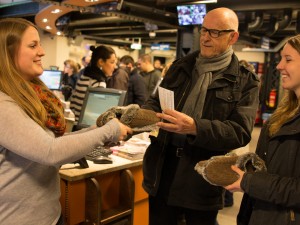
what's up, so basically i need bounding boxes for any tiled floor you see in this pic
[217,126,262,225]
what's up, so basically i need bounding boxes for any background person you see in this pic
[138,54,162,100]
[225,34,300,225]
[154,58,164,72]
[0,18,132,225]
[161,61,173,78]
[142,7,260,225]
[61,59,79,101]
[70,45,117,123]
[119,55,147,107]
[78,55,91,78]
[107,57,129,91]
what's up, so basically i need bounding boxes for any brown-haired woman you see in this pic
[70,45,117,122]
[0,18,131,225]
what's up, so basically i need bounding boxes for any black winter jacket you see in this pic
[239,114,300,225]
[126,69,147,107]
[142,51,260,210]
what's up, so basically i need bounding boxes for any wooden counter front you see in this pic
[59,155,148,225]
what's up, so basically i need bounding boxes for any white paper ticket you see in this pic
[158,86,174,111]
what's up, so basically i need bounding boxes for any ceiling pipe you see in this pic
[68,17,122,26]
[276,9,292,30]
[82,34,176,50]
[242,36,290,52]
[248,12,264,32]
[266,16,278,37]
[297,11,300,34]
[122,1,177,18]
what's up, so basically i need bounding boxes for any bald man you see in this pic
[142,8,260,225]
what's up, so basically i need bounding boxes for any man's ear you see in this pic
[229,31,239,45]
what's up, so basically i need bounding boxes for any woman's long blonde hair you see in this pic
[0,18,64,130]
[268,35,300,136]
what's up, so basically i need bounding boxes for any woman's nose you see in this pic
[276,60,284,70]
[38,46,45,56]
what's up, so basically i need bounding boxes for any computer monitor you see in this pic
[177,4,206,26]
[39,70,62,90]
[77,87,127,129]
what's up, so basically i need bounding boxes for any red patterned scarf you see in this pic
[31,84,66,137]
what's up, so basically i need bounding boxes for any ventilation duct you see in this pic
[248,12,264,32]
[297,11,300,34]
[242,36,290,52]
[276,9,292,30]
[266,16,278,37]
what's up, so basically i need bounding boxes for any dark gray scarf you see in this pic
[182,47,233,118]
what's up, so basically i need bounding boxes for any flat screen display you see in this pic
[39,70,62,90]
[78,87,126,128]
[177,4,206,26]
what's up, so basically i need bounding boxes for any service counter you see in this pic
[59,155,148,225]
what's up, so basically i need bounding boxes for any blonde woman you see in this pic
[226,34,300,225]
[61,59,79,101]
[0,18,131,225]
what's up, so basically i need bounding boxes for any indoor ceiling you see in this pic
[0,0,300,50]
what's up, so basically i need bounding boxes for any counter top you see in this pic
[59,155,143,181]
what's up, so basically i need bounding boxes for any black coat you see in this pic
[142,50,260,210]
[61,73,78,101]
[239,113,300,225]
[126,69,147,107]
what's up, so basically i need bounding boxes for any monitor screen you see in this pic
[78,87,127,128]
[177,4,206,26]
[39,70,62,90]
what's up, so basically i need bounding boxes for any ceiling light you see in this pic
[130,43,142,50]
[51,9,62,14]
[56,31,62,36]
[131,38,142,50]
[45,26,51,30]
[42,18,48,23]
[194,0,217,3]
[149,31,156,38]
[85,0,99,2]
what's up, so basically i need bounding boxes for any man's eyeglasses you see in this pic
[199,26,235,38]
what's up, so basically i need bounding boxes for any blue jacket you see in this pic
[142,50,260,210]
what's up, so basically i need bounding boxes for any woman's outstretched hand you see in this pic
[224,165,245,192]
[115,118,133,141]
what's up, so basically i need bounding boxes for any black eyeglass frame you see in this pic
[199,26,235,38]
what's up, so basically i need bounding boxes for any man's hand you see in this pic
[156,109,197,135]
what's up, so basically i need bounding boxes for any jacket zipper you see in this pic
[152,80,191,189]
[176,80,191,110]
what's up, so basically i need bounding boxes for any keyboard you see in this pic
[74,146,113,168]
[85,146,113,161]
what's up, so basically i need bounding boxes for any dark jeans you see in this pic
[224,190,234,207]
[148,146,218,225]
[149,195,218,225]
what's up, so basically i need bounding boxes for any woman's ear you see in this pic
[97,58,104,69]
